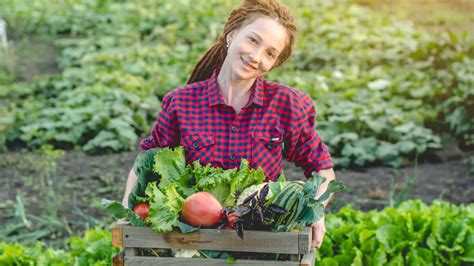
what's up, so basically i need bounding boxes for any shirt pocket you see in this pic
[180,132,216,164]
[250,131,284,180]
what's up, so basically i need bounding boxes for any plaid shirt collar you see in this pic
[206,68,265,107]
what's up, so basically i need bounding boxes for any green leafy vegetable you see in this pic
[145,182,185,232]
[101,198,145,227]
[230,172,348,235]
[192,159,265,206]
[129,146,194,209]
[316,200,474,265]
[128,148,160,209]
[153,146,196,198]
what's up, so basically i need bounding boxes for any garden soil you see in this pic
[1,142,472,232]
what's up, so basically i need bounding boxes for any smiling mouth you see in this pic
[241,57,257,70]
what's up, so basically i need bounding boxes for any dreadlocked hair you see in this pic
[187,0,297,84]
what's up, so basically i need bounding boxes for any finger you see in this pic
[312,241,321,248]
[312,238,322,248]
[312,231,324,248]
[311,233,319,248]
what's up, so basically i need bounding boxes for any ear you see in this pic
[226,30,237,42]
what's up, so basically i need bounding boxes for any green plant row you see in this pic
[0,0,472,167]
[0,228,120,266]
[1,200,471,265]
[267,1,473,167]
[316,199,474,266]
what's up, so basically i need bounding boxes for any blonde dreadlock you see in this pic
[187,0,297,84]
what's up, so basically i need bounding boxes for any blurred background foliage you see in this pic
[0,0,472,167]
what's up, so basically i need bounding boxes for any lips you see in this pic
[241,56,257,70]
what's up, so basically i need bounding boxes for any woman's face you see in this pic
[225,16,288,80]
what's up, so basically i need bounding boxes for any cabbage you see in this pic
[236,183,270,205]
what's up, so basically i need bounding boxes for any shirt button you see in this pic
[266,143,273,149]
[193,142,199,148]
[231,126,237,132]
[229,154,235,160]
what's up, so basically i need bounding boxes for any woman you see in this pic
[122,0,336,249]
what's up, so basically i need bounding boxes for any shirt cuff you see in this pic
[304,157,334,178]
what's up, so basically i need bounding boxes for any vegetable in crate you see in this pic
[103,146,265,233]
[191,159,265,206]
[133,203,150,220]
[102,147,189,227]
[226,172,347,238]
[182,192,224,227]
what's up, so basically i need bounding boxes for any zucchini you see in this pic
[270,183,297,206]
[274,183,301,208]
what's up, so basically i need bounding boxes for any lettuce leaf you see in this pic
[192,159,265,207]
[153,146,195,198]
[128,146,193,209]
[145,182,185,232]
[192,160,234,204]
[227,160,266,206]
[461,232,474,263]
[153,146,186,189]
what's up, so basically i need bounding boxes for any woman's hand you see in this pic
[311,216,326,248]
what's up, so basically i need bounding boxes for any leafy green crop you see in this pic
[0,228,120,266]
[316,200,474,265]
[268,1,473,167]
[0,0,472,167]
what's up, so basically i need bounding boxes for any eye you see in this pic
[248,37,258,44]
[266,50,275,58]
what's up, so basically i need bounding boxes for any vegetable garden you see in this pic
[0,0,472,265]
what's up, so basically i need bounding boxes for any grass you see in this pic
[0,146,121,249]
[388,161,418,208]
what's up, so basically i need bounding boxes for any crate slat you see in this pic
[300,249,315,266]
[298,227,311,254]
[121,226,310,254]
[113,226,314,265]
[124,256,300,266]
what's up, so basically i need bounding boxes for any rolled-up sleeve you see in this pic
[140,92,180,151]
[283,94,334,177]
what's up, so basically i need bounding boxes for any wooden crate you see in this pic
[112,226,315,266]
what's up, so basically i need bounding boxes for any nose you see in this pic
[249,47,263,63]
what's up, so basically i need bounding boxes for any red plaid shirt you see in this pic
[140,68,333,181]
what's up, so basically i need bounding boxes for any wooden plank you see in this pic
[299,249,315,266]
[298,227,312,254]
[122,226,304,254]
[124,256,300,266]
[112,227,123,248]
